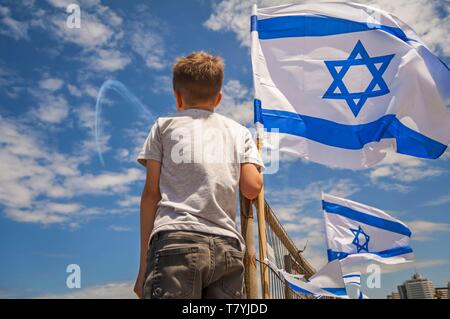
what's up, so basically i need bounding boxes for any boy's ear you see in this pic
[174,90,184,111]
[213,91,222,109]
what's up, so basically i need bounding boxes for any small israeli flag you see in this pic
[343,272,368,299]
[251,2,450,168]
[279,259,349,299]
[322,193,414,264]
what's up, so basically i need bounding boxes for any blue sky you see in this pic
[0,0,449,299]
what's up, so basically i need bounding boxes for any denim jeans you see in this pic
[143,230,246,299]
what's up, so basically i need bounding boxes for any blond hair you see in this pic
[172,51,224,105]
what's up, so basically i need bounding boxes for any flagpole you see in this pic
[251,2,270,299]
[256,136,270,299]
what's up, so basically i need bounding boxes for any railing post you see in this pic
[284,255,293,299]
[255,137,270,299]
[240,194,258,298]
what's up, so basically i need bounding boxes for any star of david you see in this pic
[323,40,395,117]
[350,225,370,253]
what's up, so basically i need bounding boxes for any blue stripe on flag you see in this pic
[250,15,257,33]
[287,282,313,295]
[251,14,413,43]
[322,200,412,236]
[322,287,348,296]
[343,274,361,279]
[253,99,263,124]
[327,245,413,262]
[254,101,447,159]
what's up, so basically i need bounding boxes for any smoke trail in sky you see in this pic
[95,80,153,166]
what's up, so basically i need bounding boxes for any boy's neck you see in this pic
[185,105,215,112]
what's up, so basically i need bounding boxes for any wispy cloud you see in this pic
[117,196,141,208]
[31,92,70,124]
[0,4,29,40]
[408,220,450,241]
[268,178,360,219]
[87,49,131,72]
[217,79,253,126]
[368,150,446,192]
[37,281,136,299]
[423,194,450,207]
[0,116,143,225]
[108,225,132,232]
[39,77,64,91]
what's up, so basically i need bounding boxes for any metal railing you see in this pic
[240,195,316,299]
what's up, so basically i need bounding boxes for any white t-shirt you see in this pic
[137,108,263,251]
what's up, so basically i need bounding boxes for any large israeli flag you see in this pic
[322,193,414,264]
[251,2,450,168]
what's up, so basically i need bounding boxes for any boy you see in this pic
[134,51,263,299]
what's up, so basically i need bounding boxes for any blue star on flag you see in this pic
[350,225,370,253]
[323,40,395,117]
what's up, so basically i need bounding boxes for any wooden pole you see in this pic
[284,255,293,299]
[239,193,258,298]
[256,137,270,299]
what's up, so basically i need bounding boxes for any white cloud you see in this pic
[5,202,83,225]
[67,84,82,97]
[408,220,450,241]
[38,281,136,299]
[205,0,449,58]
[0,64,24,98]
[217,79,253,126]
[39,77,64,91]
[423,194,450,207]
[150,75,173,95]
[130,27,166,70]
[83,84,99,99]
[63,168,143,196]
[0,5,29,40]
[368,150,445,191]
[89,49,131,72]
[32,94,70,124]
[117,196,141,208]
[0,117,143,225]
[269,178,360,219]
[343,258,450,275]
[108,225,132,232]
[47,9,114,50]
[203,0,255,47]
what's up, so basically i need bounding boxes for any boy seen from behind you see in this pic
[134,51,263,299]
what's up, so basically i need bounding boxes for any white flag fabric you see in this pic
[251,2,450,169]
[276,259,349,298]
[343,272,368,299]
[322,193,414,264]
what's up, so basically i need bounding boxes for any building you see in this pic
[387,291,400,299]
[397,273,435,299]
[434,287,449,299]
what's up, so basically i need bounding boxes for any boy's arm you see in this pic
[240,163,263,200]
[134,159,161,298]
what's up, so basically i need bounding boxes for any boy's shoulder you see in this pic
[155,110,251,134]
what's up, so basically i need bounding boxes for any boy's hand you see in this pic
[133,270,146,299]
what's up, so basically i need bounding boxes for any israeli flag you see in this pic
[251,3,450,169]
[322,193,414,264]
[343,272,368,299]
[279,259,349,299]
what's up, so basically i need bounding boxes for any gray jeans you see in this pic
[143,230,246,299]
